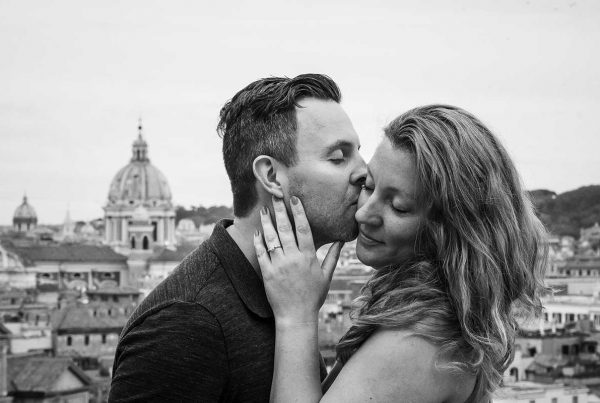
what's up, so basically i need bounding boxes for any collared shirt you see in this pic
[109,219,278,402]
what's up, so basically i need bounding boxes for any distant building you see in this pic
[8,244,128,306]
[0,322,52,355]
[507,328,600,389]
[52,302,131,370]
[12,195,37,233]
[104,120,176,253]
[5,354,92,402]
[581,223,600,246]
[559,256,600,279]
[175,219,209,245]
[493,381,592,403]
[0,244,34,290]
[541,295,600,330]
[0,288,50,327]
[86,286,141,305]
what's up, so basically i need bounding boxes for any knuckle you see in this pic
[296,224,311,234]
[277,223,292,232]
[264,234,278,243]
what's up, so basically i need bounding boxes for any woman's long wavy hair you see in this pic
[336,105,548,401]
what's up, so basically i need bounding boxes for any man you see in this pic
[109,74,366,402]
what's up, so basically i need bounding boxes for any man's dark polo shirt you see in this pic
[110,220,285,402]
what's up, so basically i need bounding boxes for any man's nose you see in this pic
[350,154,367,186]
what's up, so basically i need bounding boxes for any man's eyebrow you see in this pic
[323,140,356,154]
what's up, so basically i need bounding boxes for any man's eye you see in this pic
[329,150,345,161]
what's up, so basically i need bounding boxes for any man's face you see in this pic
[283,98,366,247]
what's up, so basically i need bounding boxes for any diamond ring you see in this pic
[267,245,282,253]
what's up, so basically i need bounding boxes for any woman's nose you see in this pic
[355,197,382,227]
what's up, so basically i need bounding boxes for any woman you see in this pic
[254,105,548,402]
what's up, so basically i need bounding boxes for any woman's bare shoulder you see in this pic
[323,329,476,403]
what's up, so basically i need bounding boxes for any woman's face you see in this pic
[355,137,425,269]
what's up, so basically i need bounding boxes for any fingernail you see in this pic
[254,229,260,237]
[291,196,299,205]
[261,206,268,215]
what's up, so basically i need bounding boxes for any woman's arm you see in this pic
[254,196,341,403]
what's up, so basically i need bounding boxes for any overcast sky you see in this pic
[1,0,598,224]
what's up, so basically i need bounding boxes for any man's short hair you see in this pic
[217,74,342,217]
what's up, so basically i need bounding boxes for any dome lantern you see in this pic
[132,118,149,162]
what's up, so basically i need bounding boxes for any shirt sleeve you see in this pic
[109,301,227,402]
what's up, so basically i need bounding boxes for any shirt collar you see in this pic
[207,219,273,319]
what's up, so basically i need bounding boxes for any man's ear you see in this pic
[253,155,285,199]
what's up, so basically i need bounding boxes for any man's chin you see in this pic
[335,223,359,242]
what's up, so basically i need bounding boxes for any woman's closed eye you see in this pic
[391,203,409,214]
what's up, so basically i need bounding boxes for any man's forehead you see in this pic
[295,98,346,126]
[295,99,360,147]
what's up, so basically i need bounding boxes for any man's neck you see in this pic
[226,216,261,276]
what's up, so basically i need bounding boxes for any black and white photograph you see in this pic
[1,0,599,402]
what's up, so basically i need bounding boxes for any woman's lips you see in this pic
[358,231,383,246]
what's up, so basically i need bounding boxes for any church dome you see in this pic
[14,195,37,220]
[107,121,172,205]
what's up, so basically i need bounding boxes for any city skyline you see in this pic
[2,0,599,224]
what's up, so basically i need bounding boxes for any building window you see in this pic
[102,334,107,344]
[84,335,89,345]
[67,336,72,346]
[573,397,578,403]
[552,399,557,403]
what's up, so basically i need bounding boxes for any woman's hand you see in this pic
[254,195,343,327]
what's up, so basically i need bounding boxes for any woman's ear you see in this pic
[253,155,285,199]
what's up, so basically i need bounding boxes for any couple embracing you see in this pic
[109,74,547,402]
